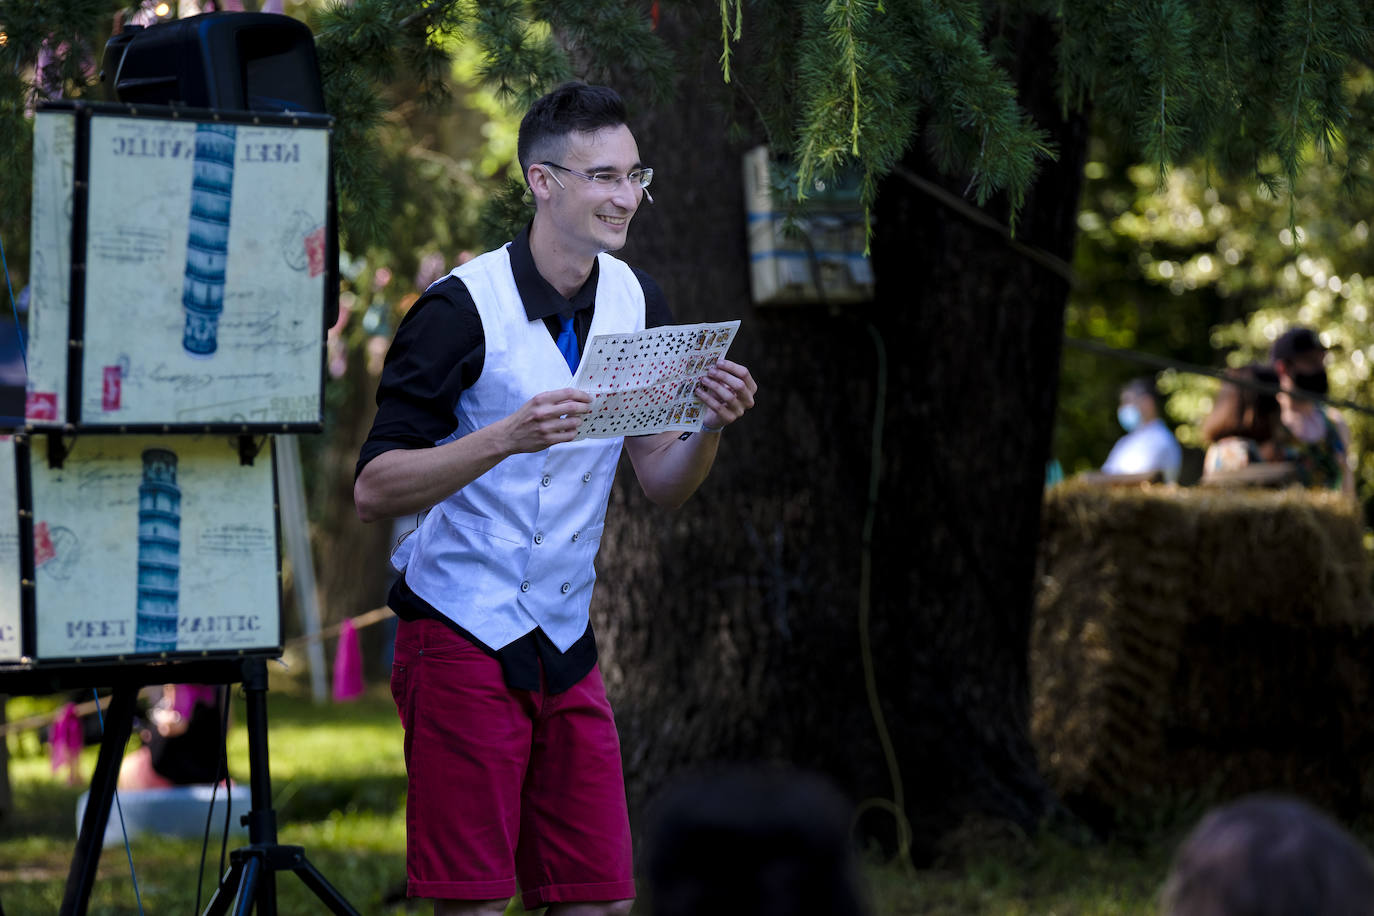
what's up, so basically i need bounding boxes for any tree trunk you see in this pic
[301,340,395,677]
[596,8,1088,860]
[0,697,10,823]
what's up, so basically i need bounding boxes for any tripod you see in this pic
[202,657,359,916]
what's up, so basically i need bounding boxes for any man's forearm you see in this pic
[624,428,721,510]
[354,425,512,522]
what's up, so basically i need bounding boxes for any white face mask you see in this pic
[1118,403,1142,433]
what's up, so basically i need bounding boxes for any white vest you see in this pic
[391,244,646,652]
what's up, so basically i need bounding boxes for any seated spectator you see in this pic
[1161,794,1374,916]
[1270,327,1354,497]
[117,684,227,790]
[1102,377,1182,483]
[643,764,870,916]
[1200,365,1293,483]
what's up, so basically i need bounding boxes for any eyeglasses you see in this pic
[539,161,654,191]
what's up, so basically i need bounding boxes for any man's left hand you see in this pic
[696,359,757,430]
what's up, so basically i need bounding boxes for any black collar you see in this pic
[508,224,599,321]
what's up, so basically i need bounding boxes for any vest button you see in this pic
[534,532,544,545]
[560,582,571,594]
[582,472,592,482]
[520,580,531,593]
[570,531,580,542]
[541,475,552,487]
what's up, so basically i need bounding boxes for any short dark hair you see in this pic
[1161,795,1374,916]
[1270,326,1326,364]
[517,82,629,179]
[1205,364,1281,444]
[1121,376,1159,403]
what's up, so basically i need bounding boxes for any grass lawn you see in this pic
[2,676,1173,914]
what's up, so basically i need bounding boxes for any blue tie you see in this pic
[556,313,579,373]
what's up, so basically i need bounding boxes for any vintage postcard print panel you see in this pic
[30,436,279,661]
[25,109,76,425]
[76,111,326,427]
[0,438,19,662]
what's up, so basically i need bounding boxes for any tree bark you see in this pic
[0,697,11,823]
[596,8,1088,860]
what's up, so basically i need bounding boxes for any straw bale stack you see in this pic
[1032,482,1374,828]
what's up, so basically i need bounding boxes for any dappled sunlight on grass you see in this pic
[1,683,408,914]
[4,682,1181,914]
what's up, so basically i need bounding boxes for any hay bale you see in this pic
[1032,482,1374,828]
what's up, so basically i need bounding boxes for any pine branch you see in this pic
[718,0,744,83]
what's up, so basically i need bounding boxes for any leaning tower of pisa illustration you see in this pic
[134,448,182,654]
[182,122,237,357]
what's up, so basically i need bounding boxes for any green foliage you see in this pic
[1059,126,1374,511]
[717,0,1374,246]
[723,0,1053,238]
[310,0,671,249]
[0,0,124,288]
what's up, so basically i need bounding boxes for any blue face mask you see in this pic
[1118,403,1141,433]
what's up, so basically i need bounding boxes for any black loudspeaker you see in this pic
[102,12,326,114]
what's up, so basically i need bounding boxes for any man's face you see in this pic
[1279,350,1326,389]
[534,124,646,260]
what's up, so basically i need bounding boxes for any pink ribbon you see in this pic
[49,703,84,785]
[332,620,365,702]
[168,684,218,721]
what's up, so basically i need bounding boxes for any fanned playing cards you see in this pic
[571,320,742,439]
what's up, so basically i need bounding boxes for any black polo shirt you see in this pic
[357,226,672,693]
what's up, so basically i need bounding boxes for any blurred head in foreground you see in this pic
[643,764,870,916]
[1161,794,1374,916]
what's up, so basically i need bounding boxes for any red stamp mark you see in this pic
[103,366,122,412]
[305,226,327,278]
[34,522,55,567]
[26,391,57,421]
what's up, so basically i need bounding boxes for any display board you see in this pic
[16,434,280,662]
[26,103,331,431]
[0,437,20,663]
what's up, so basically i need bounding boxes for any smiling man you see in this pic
[354,83,756,916]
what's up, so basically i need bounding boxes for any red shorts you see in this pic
[390,618,634,908]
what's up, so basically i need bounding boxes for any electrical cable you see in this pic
[219,687,235,882]
[195,684,235,913]
[91,689,146,915]
[850,319,915,867]
[791,221,914,863]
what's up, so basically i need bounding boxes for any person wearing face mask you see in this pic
[1101,376,1183,483]
[1271,327,1354,497]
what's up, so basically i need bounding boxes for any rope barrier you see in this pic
[0,606,396,739]
[1064,335,1374,418]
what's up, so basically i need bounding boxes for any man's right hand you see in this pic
[355,387,595,523]
[497,388,594,454]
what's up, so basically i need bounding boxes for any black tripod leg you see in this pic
[292,856,363,916]
[201,659,359,915]
[61,685,138,916]
[255,863,277,916]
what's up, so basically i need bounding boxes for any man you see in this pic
[1271,326,1354,498]
[354,82,757,916]
[1101,376,1182,483]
